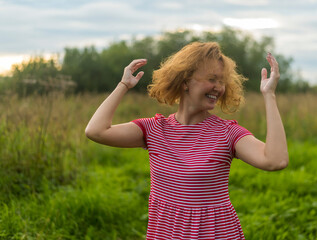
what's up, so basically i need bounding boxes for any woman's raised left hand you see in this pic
[260,53,280,95]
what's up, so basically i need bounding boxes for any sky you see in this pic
[0,0,316,85]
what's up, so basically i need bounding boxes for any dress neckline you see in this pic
[170,113,215,126]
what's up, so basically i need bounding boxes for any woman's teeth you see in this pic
[206,94,217,100]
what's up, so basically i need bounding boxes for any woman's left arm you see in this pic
[235,53,289,171]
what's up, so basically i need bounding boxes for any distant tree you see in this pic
[99,41,135,91]
[130,37,161,91]
[0,75,14,95]
[156,30,197,59]
[62,46,103,92]
[59,27,311,93]
[292,79,311,93]
[10,56,74,96]
[2,28,312,96]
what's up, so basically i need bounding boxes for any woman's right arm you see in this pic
[85,59,147,148]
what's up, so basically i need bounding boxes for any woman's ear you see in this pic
[183,81,189,92]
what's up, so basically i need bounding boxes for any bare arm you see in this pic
[85,59,147,148]
[235,53,289,171]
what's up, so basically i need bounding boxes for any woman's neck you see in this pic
[175,103,211,125]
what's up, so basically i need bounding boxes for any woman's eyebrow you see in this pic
[206,74,218,79]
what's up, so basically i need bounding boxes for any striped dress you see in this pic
[132,113,252,240]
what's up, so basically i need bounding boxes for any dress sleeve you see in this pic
[226,120,253,158]
[131,114,161,149]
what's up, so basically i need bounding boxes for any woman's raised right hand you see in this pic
[121,59,147,89]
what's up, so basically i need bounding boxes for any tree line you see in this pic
[0,27,313,96]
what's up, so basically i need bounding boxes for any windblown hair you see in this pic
[148,42,247,113]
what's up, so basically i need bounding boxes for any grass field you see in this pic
[0,92,316,239]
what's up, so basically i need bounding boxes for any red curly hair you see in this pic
[148,42,247,113]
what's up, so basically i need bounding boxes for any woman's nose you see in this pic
[211,79,223,90]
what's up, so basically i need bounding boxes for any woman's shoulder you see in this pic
[208,115,251,137]
[132,113,169,133]
[208,115,238,126]
[136,113,171,125]
[154,113,166,120]
[133,113,167,121]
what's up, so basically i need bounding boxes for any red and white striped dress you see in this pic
[132,113,252,240]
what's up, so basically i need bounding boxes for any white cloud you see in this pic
[224,0,268,6]
[63,37,114,49]
[301,69,317,85]
[223,18,279,30]
[0,0,316,85]
[0,53,57,74]
[155,2,184,10]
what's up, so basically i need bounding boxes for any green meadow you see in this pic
[0,92,316,240]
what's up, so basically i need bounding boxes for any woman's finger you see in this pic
[128,59,147,73]
[271,56,280,74]
[266,53,280,76]
[261,68,267,81]
[266,52,273,65]
[135,71,145,81]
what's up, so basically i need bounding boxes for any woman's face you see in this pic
[183,59,225,112]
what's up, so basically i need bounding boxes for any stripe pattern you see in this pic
[132,113,252,239]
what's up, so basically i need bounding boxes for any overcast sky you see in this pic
[1,0,316,85]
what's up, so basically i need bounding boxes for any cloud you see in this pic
[0,1,151,53]
[0,0,316,84]
[223,18,279,30]
[223,0,269,6]
[154,2,184,10]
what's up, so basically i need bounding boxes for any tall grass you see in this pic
[0,92,316,239]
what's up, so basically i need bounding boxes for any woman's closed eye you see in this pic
[209,78,225,85]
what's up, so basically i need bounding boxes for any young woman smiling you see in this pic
[85,42,289,240]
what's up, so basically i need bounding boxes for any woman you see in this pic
[85,42,289,239]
